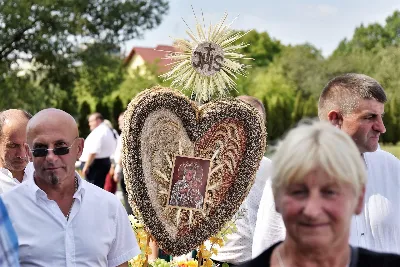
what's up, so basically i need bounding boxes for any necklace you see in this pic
[65,176,78,221]
[276,247,285,267]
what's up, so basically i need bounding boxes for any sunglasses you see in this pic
[30,138,79,158]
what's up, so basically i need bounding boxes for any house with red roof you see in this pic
[124,45,177,76]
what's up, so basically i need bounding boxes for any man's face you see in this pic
[0,120,29,172]
[30,123,83,185]
[341,99,386,153]
[88,115,101,131]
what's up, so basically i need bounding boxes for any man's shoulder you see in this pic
[2,182,29,199]
[365,149,400,173]
[365,149,399,162]
[253,156,272,185]
[85,124,108,140]
[2,182,31,213]
[257,156,272,174]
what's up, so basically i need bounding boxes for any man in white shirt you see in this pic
[0,109,33,194]
[212,95,272,265]
[113,111,133,215]
[318,73,400,254]
[252,73,400,257]
[81,112,117,189]
[2,108,139,266]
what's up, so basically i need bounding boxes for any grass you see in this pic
[380,143,400,159]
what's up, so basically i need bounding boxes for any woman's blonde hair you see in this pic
[271,120,366,198]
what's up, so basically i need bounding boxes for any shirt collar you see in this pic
[0,164,32,183]
[0,167,13,178]
[28,171,86,203]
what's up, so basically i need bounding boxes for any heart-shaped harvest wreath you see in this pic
[122,87,266,255]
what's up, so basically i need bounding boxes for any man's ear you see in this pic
[327,110,343,129]
[24,143,32,161]
[355,185,366,215]
[76,138,84,160]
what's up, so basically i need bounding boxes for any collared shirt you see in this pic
[212,157,272,264]
[113,135,123,174]
[349,149,400,254]
[0,197,20,267]
[0,162,34,194]
[2,172,140,267]
[252,175,285,258]
[80,123,117,161]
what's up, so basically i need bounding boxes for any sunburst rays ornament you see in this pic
[160,10,252,103]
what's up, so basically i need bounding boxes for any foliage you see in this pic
[332,10,400,56]
[234,30,283,67]
[381,143,400,159]
[78,101,91,138]
[0,0,169,115]
[2,5,400,142]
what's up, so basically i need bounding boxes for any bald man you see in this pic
[2,108,139,267]
[0,109,34,194]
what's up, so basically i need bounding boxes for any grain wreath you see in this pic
[122,86,266,255]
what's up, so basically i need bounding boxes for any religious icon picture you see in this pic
[167,156,211,210]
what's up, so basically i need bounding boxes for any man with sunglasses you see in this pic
[0,109,35,194]
[2,108,139,266]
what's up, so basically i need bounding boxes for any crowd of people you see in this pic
[0,73,399,266]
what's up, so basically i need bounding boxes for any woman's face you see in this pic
[276,168,364,250]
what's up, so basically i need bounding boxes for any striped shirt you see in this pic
[0,197,20,267]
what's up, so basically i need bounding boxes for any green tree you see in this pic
[372,46,400,97]
[235,30,283,67]
[78,101,91,138]
[332,10,400,56]
[112,96,124,130]
[95,101,111,122]
[73,43,125,110]
[0,0,169,114]
[270,44,325,95]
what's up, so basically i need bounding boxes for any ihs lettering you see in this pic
[193,43,224,72]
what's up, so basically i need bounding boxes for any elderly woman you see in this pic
[241,121,400,266]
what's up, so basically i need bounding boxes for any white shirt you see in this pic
[0,162,34,194]
[80,123,117,161]
[252,149,400,257]
[212,157,272,264]
[349,149,400,254]
[2,172,140,267]
[252,176,285,258]
[113,135,123,174]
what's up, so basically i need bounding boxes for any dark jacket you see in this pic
[239,242,400,267]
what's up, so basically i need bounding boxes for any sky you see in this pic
[124,0,400,57]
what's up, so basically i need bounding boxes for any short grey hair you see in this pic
[271,120,366,198]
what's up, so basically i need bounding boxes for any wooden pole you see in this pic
[198,249,203,267]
